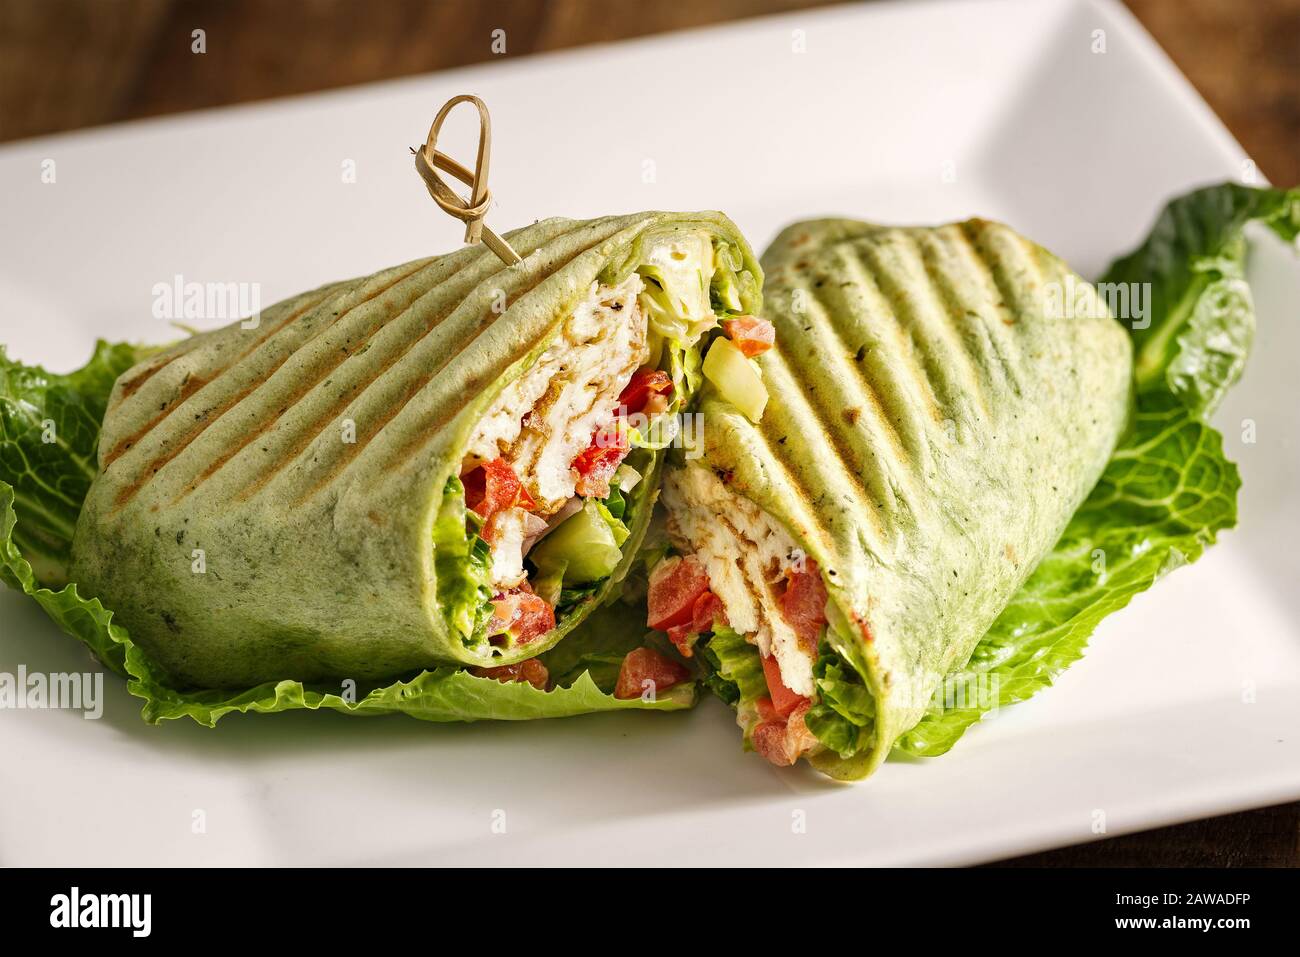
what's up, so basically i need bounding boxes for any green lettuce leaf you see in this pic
[697,624,766,741]
[1102,183,1298,416]
[805,638,876,759]
[893,182,1288,757]
[603,484,627,522]
[0,341,156,586]
[696,641,740,706]
[0,346,692,726]
[431,476,494,644]
[705,624,767,704]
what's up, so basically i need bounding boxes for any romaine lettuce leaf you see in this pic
[0,346,692,726]
[893,182,1292,757]
[0,341,156,586]
[706,624,767,704]
[432,476,494,644]
[697,624,767,742]
[1102,183,1298,416]
[603,485,627,521]
[805,638,876,759]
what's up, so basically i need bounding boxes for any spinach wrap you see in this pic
[68,212,762,690]
[649,217,1133,778]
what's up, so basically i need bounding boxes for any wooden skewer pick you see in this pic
[413,94,523,265]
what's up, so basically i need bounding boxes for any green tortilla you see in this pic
[70,212,760,689]
[687,217,1133,778]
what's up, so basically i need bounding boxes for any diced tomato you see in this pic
[779,559,829,653]
[689,590,725,634]
[470,658,549,690]
[752,720,799,766]
[667,589,727,656]
[614,647,691,700]
[572,424,631,497]
[487,583,555,646]
[665,624,692,656]
[752,701,816,767]
[761,653,809,719]
[722,316,775,357]
[463,458,536,521]
[755,695,779,723]
[618,367,673,415]
[647,555,711,631]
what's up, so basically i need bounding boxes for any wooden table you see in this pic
[2,0,1296,186]
[0,0,1296,866]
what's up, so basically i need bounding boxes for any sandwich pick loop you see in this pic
[413,93,523,266]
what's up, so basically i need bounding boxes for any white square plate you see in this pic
[2,0,1297,866]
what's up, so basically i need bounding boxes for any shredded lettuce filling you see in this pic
[711,239,759,317]
[803,638,876,759]
[697,624,767,744]
[637,234,715,344]
[432,477,494,646]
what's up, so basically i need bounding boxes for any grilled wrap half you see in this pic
[71,212,762,689]
[649,217,1133,778]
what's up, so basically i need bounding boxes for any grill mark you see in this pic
[290,377,477,509]
[906,230,995,415]
[713,510,791,631]
[176,416,283,505]
[851,239,967,420]
[109,295,345,507]
[746,419,871,554]
[101,292,332,469]
[958,222,1035,318]
[289,318,534,506]
[112,352,184,409]
[186,221,611,508]
[111,266,424,510]
[953,224,1029,395]
[972,303,1020,398]
[914,237,1006,407]
[815,250,941,449]
[837,247,944,421]
[761,347,889,537]
[240,333,464,505]
[162,264,440,506]
[109,285,336,420]
[326,235,616,495]
[230,243,576,505]
[801,278,917,464]
[103,373,210,468]
[775,317,910,512]
[231,344,426,503]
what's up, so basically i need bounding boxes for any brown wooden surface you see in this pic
[0,0,1296,867]
[2,0,1296,184]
